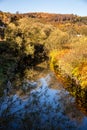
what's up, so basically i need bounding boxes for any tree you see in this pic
[5,17,54,56]
[45,28,69,53]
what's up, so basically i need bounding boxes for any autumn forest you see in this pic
[0,11,87,129]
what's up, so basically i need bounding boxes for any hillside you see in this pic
[0,11,87,40]
[0,11,87,112]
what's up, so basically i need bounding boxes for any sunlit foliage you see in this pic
[50,36,87,89]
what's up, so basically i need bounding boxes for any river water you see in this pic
[0,73,87,130]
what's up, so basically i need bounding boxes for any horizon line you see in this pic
[0,10,87,17]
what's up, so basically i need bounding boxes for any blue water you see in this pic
[0,74,87,130]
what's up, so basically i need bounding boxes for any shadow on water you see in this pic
[0,42,49,94]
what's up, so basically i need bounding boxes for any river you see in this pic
[0,72,87,130]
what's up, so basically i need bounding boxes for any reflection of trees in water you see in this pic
[0,75,85,130]
[1,44,48,94]
[11,62,48,93]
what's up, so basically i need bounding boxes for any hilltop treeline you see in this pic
[0,11,87,26]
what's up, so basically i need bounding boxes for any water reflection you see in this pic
[0,74,87,129]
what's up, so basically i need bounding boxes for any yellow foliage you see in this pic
[50,35,87,90]
[50,49,70,71]
[72,61,87,89]
[49,50,58,71]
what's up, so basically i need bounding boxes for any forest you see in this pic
[0,11,87,129]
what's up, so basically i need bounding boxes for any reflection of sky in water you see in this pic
[0,74,87,129]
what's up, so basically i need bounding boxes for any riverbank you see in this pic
[49,49,87,113]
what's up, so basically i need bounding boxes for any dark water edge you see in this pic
[53,65,87,114]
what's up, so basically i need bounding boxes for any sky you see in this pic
[0,0,87,16]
